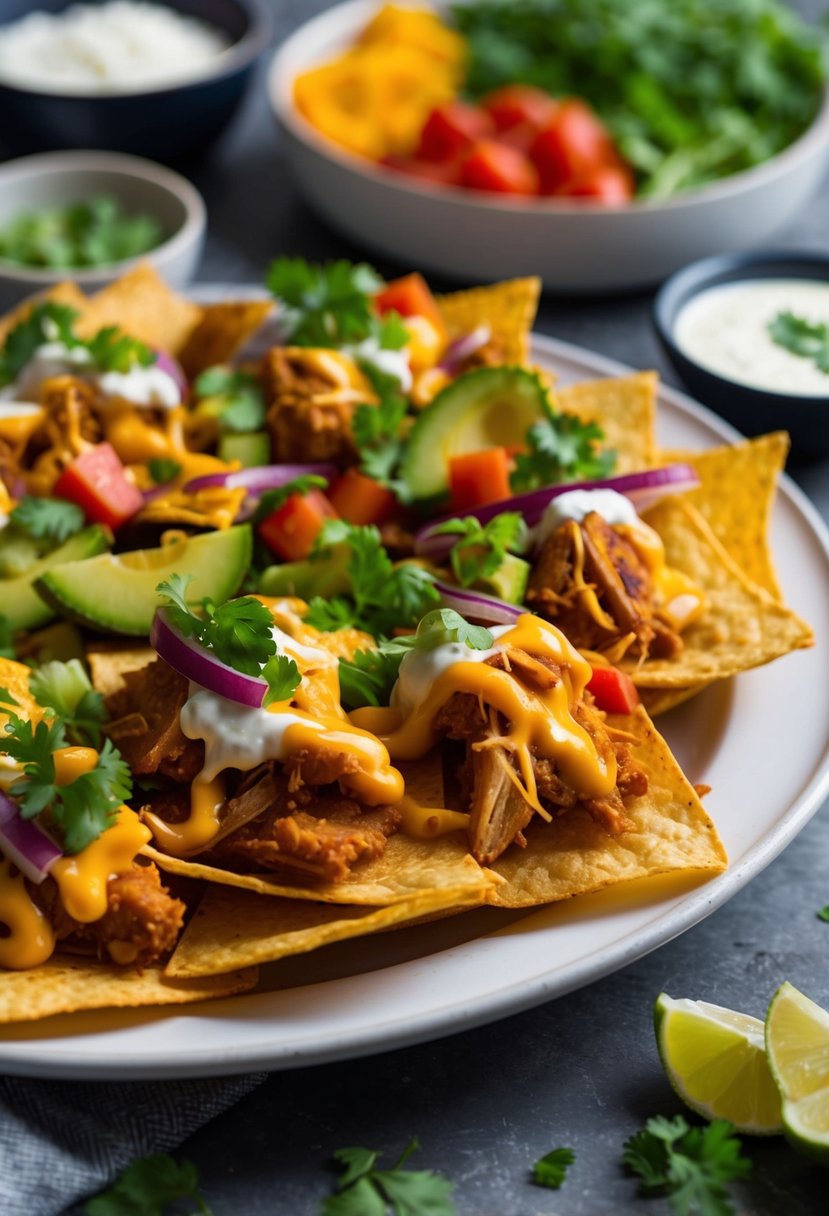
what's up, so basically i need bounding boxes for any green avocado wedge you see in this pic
[400,366,551,500]
[35,525,252,636]
[1,526,111,631]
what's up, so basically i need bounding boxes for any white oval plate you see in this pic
[2,333,829,1079]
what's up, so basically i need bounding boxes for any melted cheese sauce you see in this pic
[675,278,829,396]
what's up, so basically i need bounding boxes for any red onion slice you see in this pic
[183,463,336,496]
[151,608,268,708]
[434,580,524,626]
[0,790,62,884]
[438,326,491,374]
[154,351,188,400]
[416,464,700,558]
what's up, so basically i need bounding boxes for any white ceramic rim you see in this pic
[2,322,829,1080]
[0,150,207,286]
[269,0,829,217]
[0,0,273,99]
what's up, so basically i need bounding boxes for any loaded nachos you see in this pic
[0,261,810,1021]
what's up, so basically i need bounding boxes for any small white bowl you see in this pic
[0,150,206,308]
[269,0,829,293]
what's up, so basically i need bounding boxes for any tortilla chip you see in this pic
[488,705,726,907]
[164,883,487,977]
[631,499,812,687]
[87,643,156,696]
[660,433,789,599]
[639,685,709,717]
[0,281,90,345]
[436,277,540,365]
[143,831,494,906]
[0,956,258,1023]
[75,262,202,355]
[178,299,274,379]
[556,371,658,473]
[0,656,36,720]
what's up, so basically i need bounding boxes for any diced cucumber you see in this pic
[36,525,252,636]
[1,526,111,630]
[401,367,550,500]
[218,431,271,467]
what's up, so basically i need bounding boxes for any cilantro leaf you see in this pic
[267,257,385,349]
[28,659,107,747]
[250,475,329,525]
[0,613,14,660]
[623,1116,751,1216]
[3,713,67,818]
[156,580,302,704]
[769,310,829,374]
[0,302,81,386]
[193,366,266,434]
[352,366,410,496]
[84,1153,211,1216]
[0,196,162,272]
[323,1139,455,1216]
[57,737,132,854]
[532,1146,574,1190]
[433,513,527,586]
[511,401,615,492]
[414,609,493,652]
[818,906,829,922]
[148,458,183,485]
[339,641,415,709]
[304,521,439,639]
[9,495,86,543]
[85,325,154,373]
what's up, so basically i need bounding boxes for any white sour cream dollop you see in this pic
[533,489,639,549]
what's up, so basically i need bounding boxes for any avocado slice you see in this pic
[476,553,530,605]
[218,431,271,467]
[401,366,550,500]
[35,525,252,636]
[258,542,351,600]
[1,526,111,630]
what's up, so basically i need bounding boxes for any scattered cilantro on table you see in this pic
[817,906,829,922]
[156,575,300,707]
[769,310,829,375]
[623,1115,751,1216]
[432,512,527,586]
[451,0,826,198]
[511,401,615,492]
[0,196,161,271]
[532,1145,575,1189]
[266,257,405,352]
[83,1153,211,1216]
[322,1138,455,1216]
[9,495,86,544]
[303,520,439,639]
[192,366,267,434]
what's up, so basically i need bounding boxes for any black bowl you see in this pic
[0,0,272,161]
[654,250,829,457]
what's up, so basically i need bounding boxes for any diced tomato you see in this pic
[449,447,511,511]
[559,163,635,204]
[461,140,539,195]
[53,442,143,530]
[328,469,397,526]
[382,153,464,188]
[496,121,539,156]
[530,99,619,194]
[587,666,640,714]
[417,102,495,162]
[257,489,337,562]
[374,272,446,339]
[482,85,559,133]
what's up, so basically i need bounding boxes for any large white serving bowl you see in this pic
[269,0,829,293]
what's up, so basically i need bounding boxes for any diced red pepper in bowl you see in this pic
[417,102,495,161]
[461,140,539,195]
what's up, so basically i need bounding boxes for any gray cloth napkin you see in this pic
[0,1072,267,1216]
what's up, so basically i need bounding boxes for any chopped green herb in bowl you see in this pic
[0,195,162,269]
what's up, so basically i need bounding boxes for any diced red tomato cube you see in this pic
[328,469,397,526]
[53,442,143,530]
[559,163,635,204]
[482,85,560,133]
[530,99,619,194]
[417,102,495,162]
[449,447,511,511]
[374,272,446,338]
[461,140,539,195]
[586,666,640,714]
[257,489,338,561]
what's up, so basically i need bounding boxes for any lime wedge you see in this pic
[654,992,783,1133]
[765,981,829,1161]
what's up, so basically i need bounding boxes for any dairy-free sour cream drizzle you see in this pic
[675,279,829,396]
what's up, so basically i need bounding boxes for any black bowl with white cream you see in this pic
[654,251,829,456]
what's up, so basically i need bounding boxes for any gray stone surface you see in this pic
[177,2,829,1210]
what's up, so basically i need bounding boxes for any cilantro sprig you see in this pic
[2,698,132,854]
[84,1153,211,1216]
[0,301,154,388]
[623,1116,751,1216]
[266,257,406,353]
[769,310,829,375]
[9,495,86,544]
[28,659,107,747]
[433,512,527,587]
[303,521,439,639]
[0,195,161,272]
[352,366,410,498]
[532,1146,575,1190]
[0,612,15,660]
[323,1138,455,1216]
[193,366,267,434]
[511,401,615,492]
[156,576,301,708]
